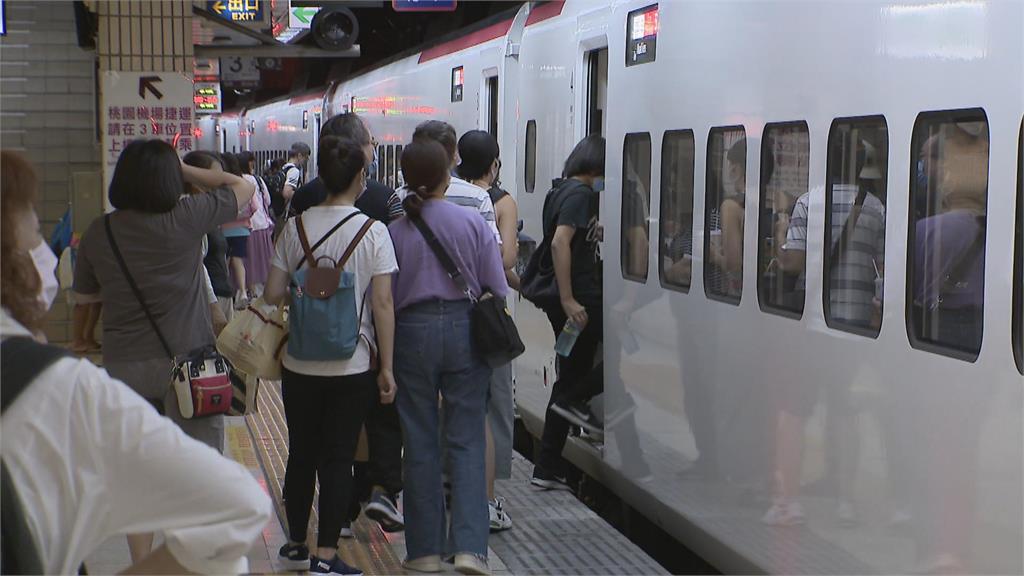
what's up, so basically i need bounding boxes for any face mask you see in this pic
[29,240,59,311]
[592,177,605,192]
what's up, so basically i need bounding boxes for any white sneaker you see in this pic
[454,553,490,575]
[761,501,805,526]
[489,498,512,532]
[837,500,858,527]
[402,555,441,573]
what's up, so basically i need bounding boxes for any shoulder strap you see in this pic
[409,214,473,299]
[104,215,174,360]
[939,217,986,296]
[2,462,44,575]
[337,218,376,269]
[1,336,71,412]
[294,211,363,271]
[829,186,868,265]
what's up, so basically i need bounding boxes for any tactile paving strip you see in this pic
[490,455,669,576]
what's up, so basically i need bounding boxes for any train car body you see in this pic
[206,2,1024,573]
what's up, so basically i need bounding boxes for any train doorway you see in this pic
[585,47,608,137]
[483,71,499,139]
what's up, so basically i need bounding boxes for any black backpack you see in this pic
[266,162,296,219]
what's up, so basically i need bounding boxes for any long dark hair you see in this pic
[109,139,184,213]
[562,134,605,178]
[318,136,366,196]
[400,138,450,218]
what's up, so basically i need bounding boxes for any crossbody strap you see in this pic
[1,336,71,412]
[828,186,869,266]
[104,214,175,361]
[939,217,986,297]
[409,214,475,301]
[294,211,363,271]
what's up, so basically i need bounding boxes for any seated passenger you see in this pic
[0,150,272,575]
[389,138,507,576]
[263,136,398,576]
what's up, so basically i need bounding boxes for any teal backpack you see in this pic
[288,212,375,361]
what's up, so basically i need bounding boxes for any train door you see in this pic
[584,47,608,138]
[483,73,499,139]
[309,111,322,179]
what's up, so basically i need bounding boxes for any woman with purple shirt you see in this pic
[389,138,507,575]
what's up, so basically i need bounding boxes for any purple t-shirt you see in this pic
[914,210,985,309]
[389,199,508,313]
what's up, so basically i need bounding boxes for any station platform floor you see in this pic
[86,380,667,575]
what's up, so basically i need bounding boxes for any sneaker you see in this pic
[550,400,603,435]
[402,555,442,573]
[277,542,311,572]
[339,521,354,539]
[454,553,490,575]
[489,497,512,532]
[364,490,404,532]
[836,500,858,527]
[530,469,573,492]
[761,501,806,526]
[310,554,363,576]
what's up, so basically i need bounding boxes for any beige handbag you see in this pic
[216,298,288,381]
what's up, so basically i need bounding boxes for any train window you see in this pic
[757,122,809,317]
[622,132,652,283]
[823,117,888,337]
[451,66,464,102]
[525,120,537,193]
[1014,120,1023,374]
[704,126,746,304]
[907,109,989,361]
[385,145,395,189]
[395,144,404,187]
[659,130,695,291]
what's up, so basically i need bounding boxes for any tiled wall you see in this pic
[1,1,102,343]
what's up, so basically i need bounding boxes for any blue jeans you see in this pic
[395,300,491,560]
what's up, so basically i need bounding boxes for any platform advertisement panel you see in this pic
[101,72,195,208]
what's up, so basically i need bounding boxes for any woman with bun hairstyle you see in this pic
[389,138,508,575]
[263,136,398,576]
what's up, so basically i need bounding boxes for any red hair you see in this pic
[1,150,45,333]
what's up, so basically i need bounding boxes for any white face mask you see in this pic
[29,240,59,311]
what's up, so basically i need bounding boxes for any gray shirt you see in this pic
[74,188,238,363]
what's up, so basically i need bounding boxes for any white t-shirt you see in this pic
[271,205,398,376]
[0,311,273,575]
[284,163,302,190]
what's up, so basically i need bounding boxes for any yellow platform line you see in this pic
[245,380,404,575]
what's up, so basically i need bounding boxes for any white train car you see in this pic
[215,2,1023,573]
[244,90,324,177]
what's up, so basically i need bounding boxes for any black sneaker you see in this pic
[550,400,603,435]
[530,468,573,492]
[364,490,404,532]
[310,554,363,576]
[278,542,311,572]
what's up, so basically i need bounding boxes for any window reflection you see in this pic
[908,110,989,359]
[621,133,652,282]
[824,118,888,336]
[659,130,695,291]
[758,122,809,316]
[705,127,746,303]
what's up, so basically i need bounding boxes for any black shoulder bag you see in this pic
[409,214,525,368]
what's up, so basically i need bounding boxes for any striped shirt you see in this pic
[398,176,501,244]
[785,185,885,325]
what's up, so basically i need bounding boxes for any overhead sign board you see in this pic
[626,4,658,66]
[193,57,220,83]
[101,72,195,202]
[220,56,260,87]
[194,82,223,114]
[207,0,264,23]
[289,3,320,29]
[392,0,457,12]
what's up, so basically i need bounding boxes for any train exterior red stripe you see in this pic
[524,0,564,26]
[417,18,514,63]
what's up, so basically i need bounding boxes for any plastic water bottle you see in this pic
[555,319,581,357]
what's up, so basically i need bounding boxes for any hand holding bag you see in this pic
[409,214,525,368]
[105,215,233,419]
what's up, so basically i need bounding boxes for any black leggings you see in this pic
[282,368,377,547]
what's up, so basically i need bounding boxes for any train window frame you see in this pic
[621,132,652,283]
[451,66,464,103]
[756,121,809,319]
[1014,119,1023,375]
[525,120,537,194]
[823,115,889,338]
[905,108,989,362]
[395,144,404,187]
[658,129,695,293]
[704,125,747,305]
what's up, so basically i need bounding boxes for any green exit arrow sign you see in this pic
[289,6,320,28]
